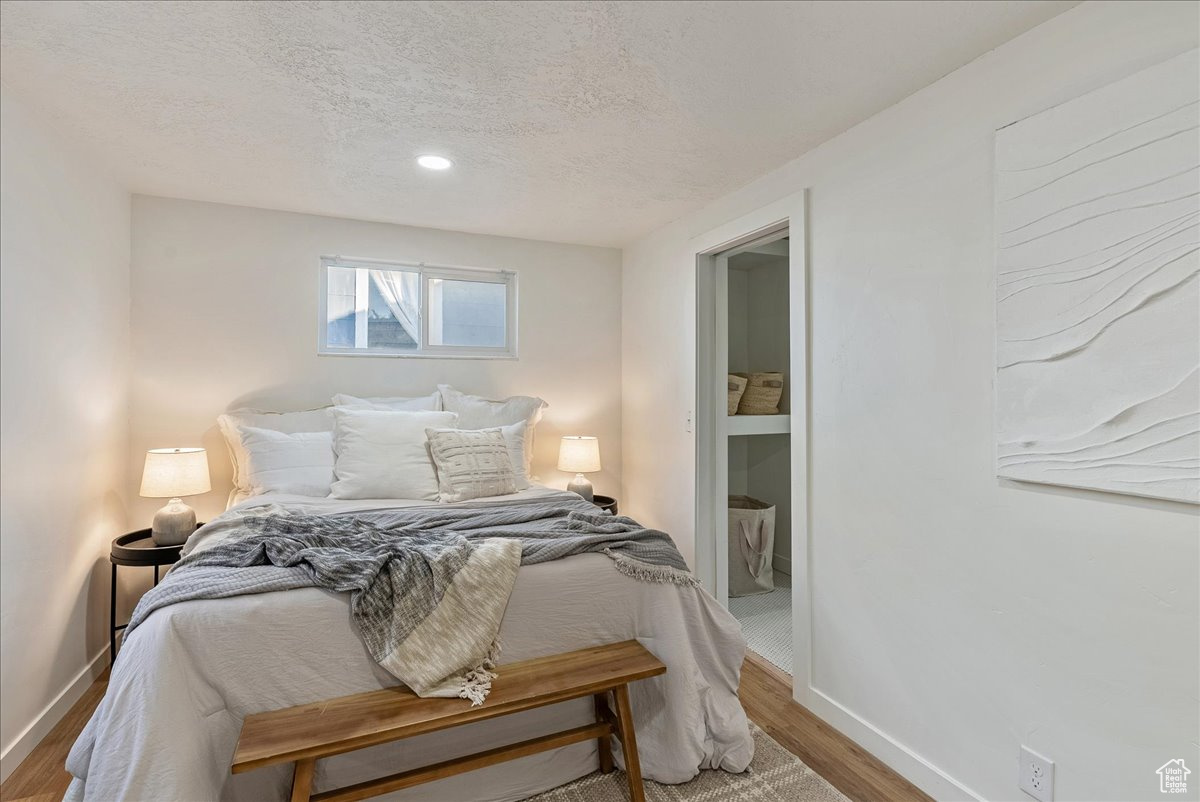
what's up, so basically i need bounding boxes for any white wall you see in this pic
[621,3,1199,800]
[0,88,131,779]
[130,197,622,524]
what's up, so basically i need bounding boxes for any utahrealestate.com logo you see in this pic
[1157,759,1190,794]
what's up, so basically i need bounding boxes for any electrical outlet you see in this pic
[1019,745,1054,802]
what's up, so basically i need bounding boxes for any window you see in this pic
[319,257,516,358]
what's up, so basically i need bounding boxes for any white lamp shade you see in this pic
[140,448,211,498]
[557,436,601,473]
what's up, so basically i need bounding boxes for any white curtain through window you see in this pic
[369,269,420,343]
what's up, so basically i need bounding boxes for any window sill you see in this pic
[317,350,519,361]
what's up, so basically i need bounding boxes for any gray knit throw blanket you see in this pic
[124,496,696,704]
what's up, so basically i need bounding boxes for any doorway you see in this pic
[693,191,808,689]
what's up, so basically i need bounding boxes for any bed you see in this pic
[66,486,754,801]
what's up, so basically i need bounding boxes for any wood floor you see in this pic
[0,669,109,802]
[2,652,929,802]
[738,652,931,802]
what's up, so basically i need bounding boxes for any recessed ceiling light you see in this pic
[417,155,453,171]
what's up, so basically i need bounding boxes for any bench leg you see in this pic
[290,758,315,802]
[612,684,645,802]
[593,693,614,773]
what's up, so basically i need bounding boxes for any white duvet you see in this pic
[66,488,754,801]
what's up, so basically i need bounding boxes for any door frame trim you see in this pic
[690,189,810,696]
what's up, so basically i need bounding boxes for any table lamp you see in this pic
[140,447,211,545]
[558,436,600,502]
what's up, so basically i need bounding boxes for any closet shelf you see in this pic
[727,414,790,436]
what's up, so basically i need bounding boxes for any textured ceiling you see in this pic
[0,1,1077,246]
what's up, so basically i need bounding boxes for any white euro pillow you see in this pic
[330,408,458,500]
[438,385,546,475]
[217,407,335,494]
[330,392,441,411]
[238,427,334,497]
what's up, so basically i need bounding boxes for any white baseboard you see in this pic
[0,646,109,783]
[773,554,792,575]
[795,683,984,802]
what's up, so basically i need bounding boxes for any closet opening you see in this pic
[723,234,792,676]
[695,212,803,684]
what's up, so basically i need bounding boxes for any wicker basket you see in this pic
[736,372,784,415]
[727,374,748,415]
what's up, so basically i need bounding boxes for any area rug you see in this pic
[526,723,848,801]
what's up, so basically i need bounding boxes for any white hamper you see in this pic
[728,495,776,597]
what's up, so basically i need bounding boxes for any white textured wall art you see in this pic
[995,49,1199,504]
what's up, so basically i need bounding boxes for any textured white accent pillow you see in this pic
[330,392,441,411]
[330,408,458,500]
[438,385,546,475]
[238,427,334,497]
[497,421,530,490]
[217,407,334,494]
[426,428,518,503]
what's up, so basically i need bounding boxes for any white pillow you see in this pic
[217,407,334,493]
[438,385,546,475]
[426,428,518,503]
[331,392,441,411]
[330,408,458,500]
[496,421,530,490]
[428,421,528,492]
[238,427,334,497]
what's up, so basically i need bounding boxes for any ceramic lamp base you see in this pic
[567,473,594,502]
[152,498,196,546]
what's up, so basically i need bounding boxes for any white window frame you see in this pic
[317,256,518,359]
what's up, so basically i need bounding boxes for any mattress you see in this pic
[66,488,754,801]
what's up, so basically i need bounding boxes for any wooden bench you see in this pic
[231,640,667,802]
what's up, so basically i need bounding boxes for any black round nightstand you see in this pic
[592,495,618,515]
[109,527,198,664]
